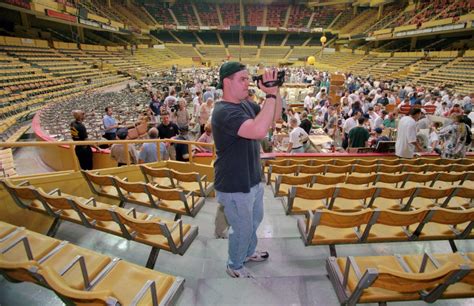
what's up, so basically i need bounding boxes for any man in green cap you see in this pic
[212,62,282,278]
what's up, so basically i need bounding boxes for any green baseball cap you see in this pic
[216,61,246,89]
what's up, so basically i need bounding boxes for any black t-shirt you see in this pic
[212,100,261,193]
[70,120,87,141]
[300,118,312,134]
[175,135,189,162]
[157,123,179,139]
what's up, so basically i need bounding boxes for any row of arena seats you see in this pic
[298,206,473,253]
[81,165,213,220]
[273,171,474,197]
[285,184,472,214]
[0,179,198,269]
[266,163,474,185]
[144,2,347,28]
[265,156,474,167]
[326,252,474,304]
[0,221,183,305]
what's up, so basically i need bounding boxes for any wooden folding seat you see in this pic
[408,187,456,210]
[402,252,474,300]
[111,210,197,268]
[287,158,314,166]
[430,172,467,189]
[398,158,418,165]
[139,165,173,188]
[325,164,352,174]
[38,259,183,305]
[309,159,333,166]
[298,209,373,251]
[0,226,63,283]
[333,159,356,166]
[326,253,470,305]
[374,173,407,188]
[367,208,429,241]
[417,157,439,165]
[298,164,326,176]
[416,207,474,242]
[286,186,335,215]
[312,174,346,187]
[401,172,438,188]
[273,174,314,197]
[266,159,289,167]
[376,164,403,174]
[427,164,452,172]
[449,187,474,209]
[328,186,377,211]
[168,169,214,197]
[355,159,379,166]
[344,173,377,187]
[0,179,48,211]
[370,187,417,210]
[145,183,205,219]
[351,164,378,174]
[401,164,428,173]
[81,171,120,200]
[266,164,298,184]
[451,164,474,172]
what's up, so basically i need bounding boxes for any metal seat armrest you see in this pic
[48,188,61,196]
[84,197,97,207]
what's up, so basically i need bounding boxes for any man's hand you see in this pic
[258,69,279,96]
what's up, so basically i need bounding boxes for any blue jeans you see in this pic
[216,183,264,270]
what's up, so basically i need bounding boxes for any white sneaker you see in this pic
[245,250,269,263]
[226,266,252,278]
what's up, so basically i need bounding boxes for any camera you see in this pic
[252,70,285,88]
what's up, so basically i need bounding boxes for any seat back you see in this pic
[402,173,438,187]
[429,207,474,225]
[139,165,172,186]
[351,164,378,174]
[169,169,200,183]
[376,208,428,226]
[113,177,147,194]
[373,263,460,293]
[375,173,408,185]
[325,165,352,174]
[333,159,356,166]
[377,164,403,174]
[313,174,346,186]
[146,184,184,201]
[81,171,115,195]
[293,186,336,200]
[287,159,313,166]
[74,201,115,222]
[345,174,377,186]
[298,165,326,175]
[318,209,373,228]
[0,179,39,209]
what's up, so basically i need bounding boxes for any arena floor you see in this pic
[1,157,473,305]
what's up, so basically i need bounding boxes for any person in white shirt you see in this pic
[287,117,308,153]
[396,108,424,158]
[342,111,361,149]
[192,92,202,120]
[303,92,314,113]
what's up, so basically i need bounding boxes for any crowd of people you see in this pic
[68,65,473,170]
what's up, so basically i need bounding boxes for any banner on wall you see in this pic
[79,18,100,28]
[46,9,77,23]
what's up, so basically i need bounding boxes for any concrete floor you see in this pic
[1,133,474,305]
